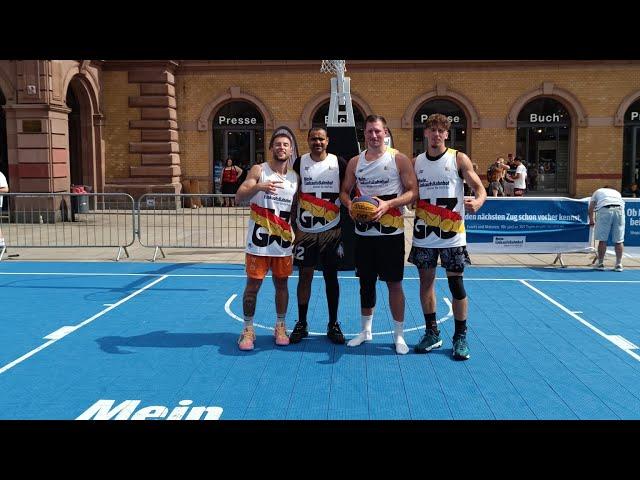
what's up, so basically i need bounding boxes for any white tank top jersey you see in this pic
[245,162,298,257]
[354,148,405,236]
[296,153,341,233]
[0,171,7,208]
[412,148,467,248]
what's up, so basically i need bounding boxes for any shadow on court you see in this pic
[95,329,432,361]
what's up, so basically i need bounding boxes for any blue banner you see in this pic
[622,199,640,256]
[465,197,592,254]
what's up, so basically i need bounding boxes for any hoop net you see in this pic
[320,60,346,75]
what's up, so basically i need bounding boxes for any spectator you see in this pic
[220,158,243,207]
[589,186,626,272]
[622,183,638,198]
[487,157,509,197]
[507,156,527,196]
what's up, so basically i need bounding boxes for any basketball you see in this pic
[351,195,379,222]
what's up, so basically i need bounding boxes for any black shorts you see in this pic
[293,227,342,269]
[221,183,237,195]
[354,234,405,282]
[408,245,471,273]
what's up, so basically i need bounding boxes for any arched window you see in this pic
[622,98,640,187]
[516,98,571,194]
[212,101,264,193]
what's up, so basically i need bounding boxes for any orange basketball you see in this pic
[351,195,379,223]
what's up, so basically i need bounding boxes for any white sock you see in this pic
[361,314,373,332]
[393,320,409,355]
[347,315,373,347]
[244,316,254,329]
[276,314,285,328]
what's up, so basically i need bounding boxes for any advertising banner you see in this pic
[465,197,592,254]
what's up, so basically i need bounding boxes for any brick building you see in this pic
[1,59,639,200]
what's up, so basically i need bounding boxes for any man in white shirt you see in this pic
[589,186,626,271]
[0,171,8,247]
[507,156,527,196]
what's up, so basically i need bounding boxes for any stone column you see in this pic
[126,62,182,198]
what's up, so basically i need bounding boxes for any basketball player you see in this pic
[339,115,418,355]
[409,113,486,360]
[289,127,348,344]
[235,132,299,351]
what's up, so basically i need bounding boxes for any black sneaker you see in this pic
[289,320,308,344]
[414,329,442,353]
[327,322,345,344]
[452,334,470,360]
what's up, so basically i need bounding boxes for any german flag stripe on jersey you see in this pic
[379,207,404,229]
[250,204,294,242]
[299,192,339,222]
[415,200,465,233]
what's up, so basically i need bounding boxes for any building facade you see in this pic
[1,59,639,200]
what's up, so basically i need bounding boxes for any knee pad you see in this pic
[360,275,377,309]
[447,276,467,300]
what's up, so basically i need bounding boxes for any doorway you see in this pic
[516,98,571,194]
[625,126,640,186]
[224,130,254,166]
[517,126,569,193]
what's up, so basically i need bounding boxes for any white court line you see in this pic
[224,293,453,336]
[0,275,169,375]
[520,280,640,362]
[0,271,639,283]
[45,326,78,340]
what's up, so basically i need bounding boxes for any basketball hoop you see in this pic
[320,60,346,76]
[320,59,355,127]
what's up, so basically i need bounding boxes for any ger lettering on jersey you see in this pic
[294,153,343,233]
[413,148,466,248]
[354,148,404,236]
[245,162,298,257]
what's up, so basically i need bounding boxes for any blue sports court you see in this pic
[1,261,639,420]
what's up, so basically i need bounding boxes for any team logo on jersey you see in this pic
[250,204,294,241]
[379,207,403,229]
[415,200,465,233]
[299,192,339,222]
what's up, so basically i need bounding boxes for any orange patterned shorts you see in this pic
[245,253,293,279]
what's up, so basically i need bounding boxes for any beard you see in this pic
[273,154,290,164]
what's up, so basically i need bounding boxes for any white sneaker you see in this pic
[596,263,605,271]
[394,335,409,355]
[614,264,623,272]
[347,330,372,347]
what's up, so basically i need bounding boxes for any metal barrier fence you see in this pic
[0,193,136,261]
[0,192,603,266]
[137,194,249,261]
